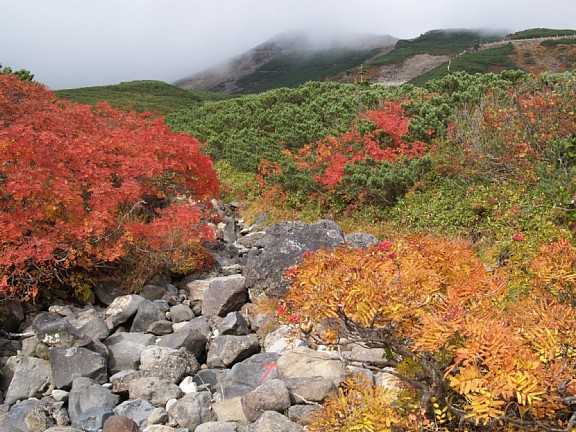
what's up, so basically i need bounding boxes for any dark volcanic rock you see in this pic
[244,220,344,298]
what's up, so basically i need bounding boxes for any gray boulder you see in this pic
[139,345,200,383]
[113,399,155,428]
[276,346,348,387]
[4,356,51,405]
[104,332,155,374]
[45,428,84,432]
[128,376,182,406]
[65,308,110,341]
[248,410,303,432]
[168,391,216,430]
[284,377,336,403]
[3,300,25,332]
[211,397,248,423]
[236,232,266,249]
[140,284,169,301]
[142,426,180,432]
[186,279,210,303]
[130,300,165,333]
[50,346,108,388]
[169,304,194,323]
[104,295,145,329]
[218,353,280,400]
[288,405,321,425]
[32,314,91,349]
[158,325,207,360]
[195,421,240,432]
[241,379,291,423]
[217,312,250,336]
[94,280,126,306]
[193,368,230,394]
[0,399,54,432]
[146,407,169,425]
[146,320,174,335]
[344,232,380,248]
[244,220,345,298]
[202,275,248,317]
[67,377,118,431]
[207,335,259,368]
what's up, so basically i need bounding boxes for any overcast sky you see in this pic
[2,0,575,90]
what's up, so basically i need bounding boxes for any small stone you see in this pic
[179,376,198,394]
[249,410,303,432]
[288,404,321,425]
[167,391,216,430]
[146,407,169,425]
[51,389,70,402]
[102,415,139,432]
[147,320,174,336]
[169,304,194,323]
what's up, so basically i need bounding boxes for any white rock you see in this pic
[179,376,198,394]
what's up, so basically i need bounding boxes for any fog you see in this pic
[1,0,575,90]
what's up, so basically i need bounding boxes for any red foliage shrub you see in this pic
[0,75,219,303]
[287,102,427,191]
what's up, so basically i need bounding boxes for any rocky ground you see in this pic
[0,203,392,432]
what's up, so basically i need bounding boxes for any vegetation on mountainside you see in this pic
[235,47,381,93]
[509,28,576,39]
[167,81,408,172]
[541,38,576,47]
[369,29,506,66]
[408,44,518,86]
[0,75,219,305]
[55,80,229,114]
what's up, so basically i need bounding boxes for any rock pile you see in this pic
[0,206,385,432]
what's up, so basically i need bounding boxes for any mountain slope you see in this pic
[176,28,576,93]
[175,32,397,94]
[55,80,229,114]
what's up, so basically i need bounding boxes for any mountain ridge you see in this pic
[176,28,576,93]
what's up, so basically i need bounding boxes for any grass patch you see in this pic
[541,38,576,47]
[56,80,228,114]
[509,28,576,39]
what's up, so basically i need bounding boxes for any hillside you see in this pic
[176,28,576,93]
[55,80,229,114]
[175,31,397,94]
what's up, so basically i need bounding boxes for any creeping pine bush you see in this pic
[0,75,220,305]
[260,101,432,212]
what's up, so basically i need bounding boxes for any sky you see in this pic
[1,0,575,90]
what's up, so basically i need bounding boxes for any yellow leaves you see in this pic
[307,373,421,432]
[464,392,505,425]
[284,235,576,429]
[449,364,485,395]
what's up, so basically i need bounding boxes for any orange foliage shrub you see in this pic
[446,88,576,183]
[0,75,219,304]
[280,236,576,431]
